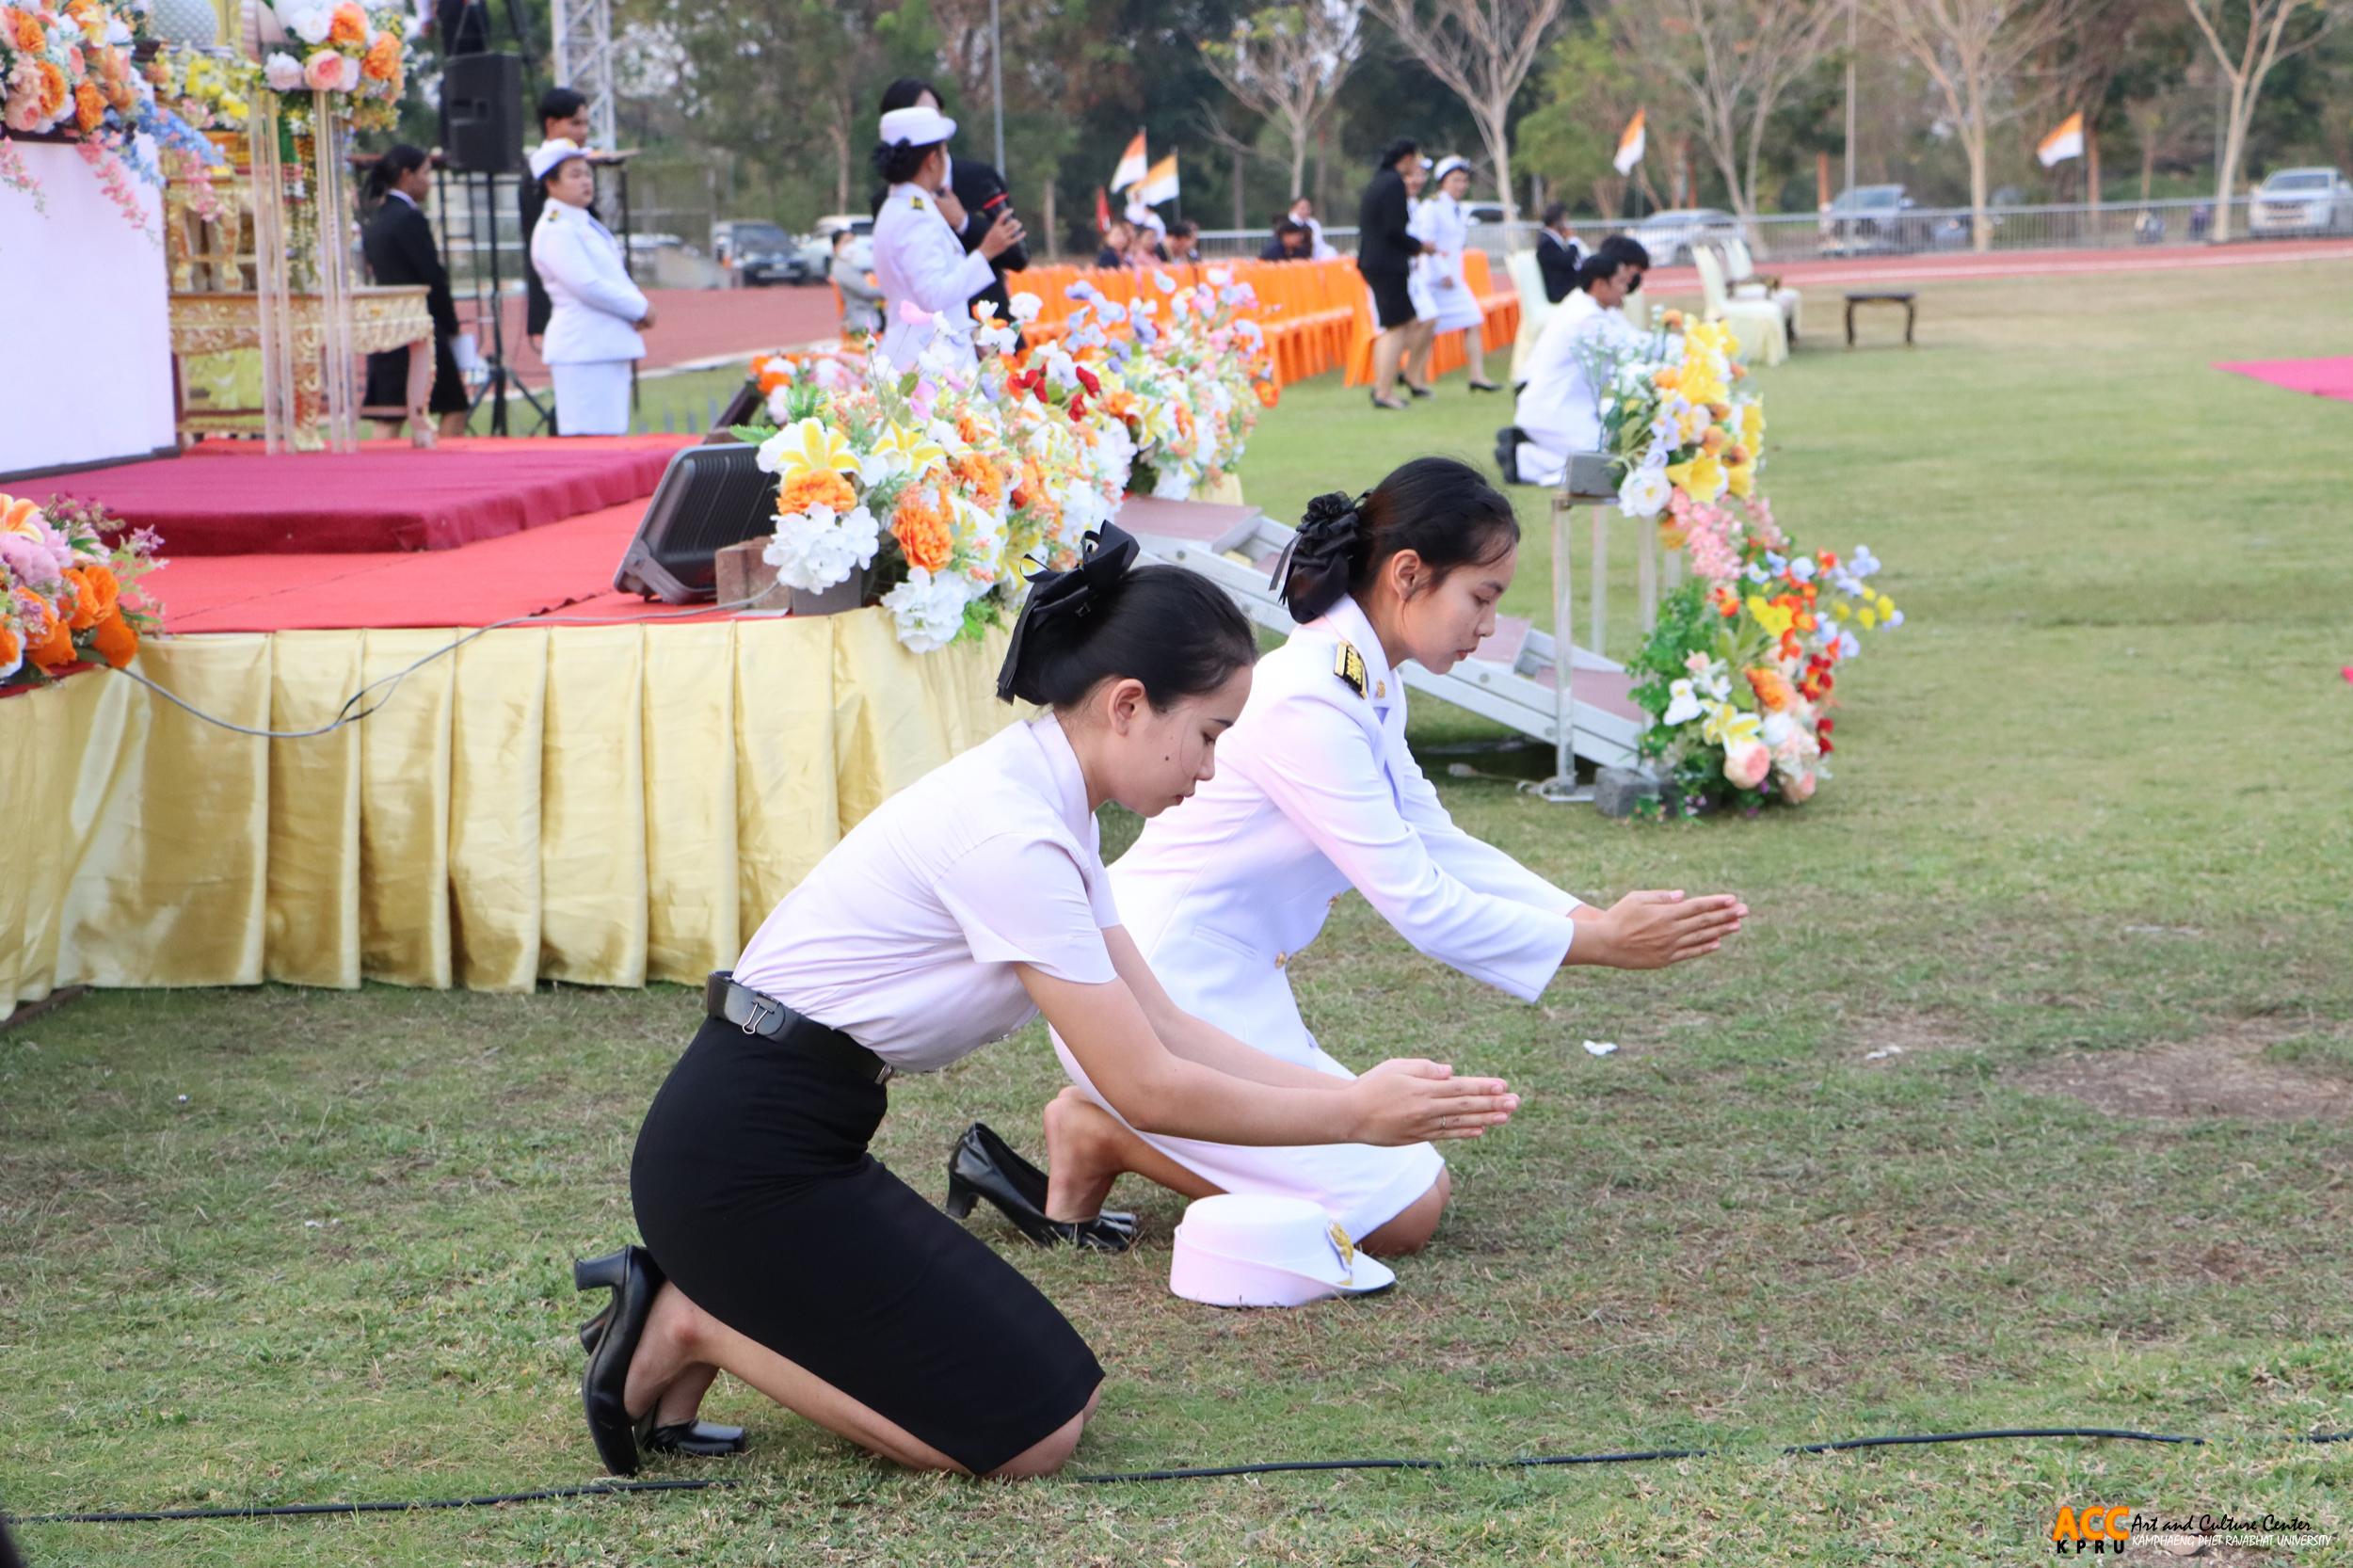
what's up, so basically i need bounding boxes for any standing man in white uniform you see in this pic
[872,104,1024,371]
[1020,459,1745,1255]
[1507,234,1649,487]
[1417,156,1502,392]
[529,139,652,436]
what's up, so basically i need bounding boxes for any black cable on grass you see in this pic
[12,1427,2348,1524]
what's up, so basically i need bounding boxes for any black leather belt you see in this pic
[705,971,895,1085]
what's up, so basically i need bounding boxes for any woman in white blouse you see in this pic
[870,103,1023,369]
[1416,156,1501,392]
[572,524,1521,1482]
[1032,459,1745,1255]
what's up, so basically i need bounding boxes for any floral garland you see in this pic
[1593,309,1904,814]
[1,491,164,689]
[0,0,181,225]
[253,0,408,134]
[733,269,1275,655]
[145,44,254,222]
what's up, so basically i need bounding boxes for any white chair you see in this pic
[1692,247,1787,366]
[1506,248,1554,387]
[1722,237,1801,343]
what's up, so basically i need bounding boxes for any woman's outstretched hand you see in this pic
[1348,1059,1518,1144]
[1574,890,1745,969]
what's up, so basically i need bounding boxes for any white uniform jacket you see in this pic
[1513,290,1637,479]
[1416,192,1485,333]
[1053,595,1583,1239]
[874,181,997,370]
[531,200,648,365]
[1404,200,1439,322]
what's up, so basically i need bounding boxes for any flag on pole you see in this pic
[1613,110,1646,176]
[1137,152,1179,206]
[1094,186,1112,232]
[1111,131,1149,193]
[2037,112,2085,168]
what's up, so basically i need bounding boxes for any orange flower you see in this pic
[328,2,367,44]
[892,487,953,572]
[0,621,19,675]
[73,78,104,133]
[955,412,986,446]
[1746,666,1794,712]
[778,468,856,517]
[360,30,400,81]
[1,493,40,533]
[62,563,118,632]
[951,453,1005,513]
[6,9,45,54]
[1254,380,1279,408]
[34,60,69,121]
[89,609,137,668]
[21,594,74,671]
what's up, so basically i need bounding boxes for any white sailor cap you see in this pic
[528,137,588,181]
[1433,155,1470,182]
[879,104,957,148]
[1168,1193,1397,1308]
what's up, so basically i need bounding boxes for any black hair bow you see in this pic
[995,521,1141,702]
[1267,489,1368,596]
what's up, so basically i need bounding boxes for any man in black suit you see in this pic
[361,145,469,440]
[1260,218,1313,261]
[1356,137,1431,410]
[1535,202,1585,304]
[521,87,594,353]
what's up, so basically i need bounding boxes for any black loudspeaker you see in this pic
[613,441,779,602]
[441,53,523,174]
[702,376,766,444]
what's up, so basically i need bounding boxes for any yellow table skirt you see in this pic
[1,609,1016,1010]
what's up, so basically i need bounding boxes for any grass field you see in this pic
[8,261,2352,1565]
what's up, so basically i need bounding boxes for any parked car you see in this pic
[1820,184,1923,253]
[810,214,875,276]
[710,219,810,286]
[2249,168,2353,236]
[1627,207,1742,265]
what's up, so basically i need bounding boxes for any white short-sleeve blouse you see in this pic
[731,713,1121,1072]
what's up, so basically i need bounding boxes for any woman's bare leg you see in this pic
[1358,1168,1450,1258]
[1464,329,1490,384]
[1370,328,1408,402]
[1403,320,1437,390]
[1042,1085,1218,1222]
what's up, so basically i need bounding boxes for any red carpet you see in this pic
[2216,357,2353,403]
[51,435,696,555]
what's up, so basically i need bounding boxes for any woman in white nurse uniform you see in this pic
[1026,457,1746,1256]
[529,139,652,436]
[1417,156,1501,392]
[870,104,1025,371]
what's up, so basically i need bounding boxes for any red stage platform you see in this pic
[48,435,695,555]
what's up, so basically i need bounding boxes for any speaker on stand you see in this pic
[438,53,547,436]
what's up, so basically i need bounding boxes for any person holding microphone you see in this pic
[528,138,653,436]
[870,104,1023,371]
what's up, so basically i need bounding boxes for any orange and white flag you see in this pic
[1137,152,1180,205]
[1111,131,1149,193]
[1613,110,1646,176]
[2037,111,2085,168]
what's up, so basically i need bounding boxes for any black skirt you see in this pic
[1359,262,1417,331]
[630,1017,1104,1474]
[363,334,469,417]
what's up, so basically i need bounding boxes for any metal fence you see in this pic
[1192,195,2335,266]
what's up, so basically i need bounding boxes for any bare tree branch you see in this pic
[1362,0,1571,229]
[2179,0,2347,237]
[1199,1,1366,200]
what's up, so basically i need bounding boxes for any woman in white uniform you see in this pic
[1511,234,1650,487]
[871,104,1024,371]
[528,139,652,436]
[577,523,1521,1481]
[1013,459,1743,1256]
[1417,156,1502,392]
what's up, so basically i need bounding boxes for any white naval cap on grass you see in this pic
[1168,1193,1397,1308]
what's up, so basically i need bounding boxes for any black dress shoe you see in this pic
[944,1122,1139,1252]
[1468,379,1503,393]
[574,1245,662,1476]
[576,1305,748,1459]
[1397,376,1433,399]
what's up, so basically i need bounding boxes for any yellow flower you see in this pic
[1859,606,1879,630]
[1832,600,1851,622]
[1702,701,1759,748]
[1738,400,1765,457]
[1722,449,1753,500]
[1876,592,1897,616]
[1666,453,1727,504]
[761,417,861,481]
[1745,594,1794,638]
[870,419,947,478]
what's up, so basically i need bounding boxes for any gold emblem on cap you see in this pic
[1328,1221,1356,1279]
[1333,641,1368,698]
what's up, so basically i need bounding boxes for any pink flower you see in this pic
[1723,741,1770,791]
[302,48,355,91]
[1780,769,1817,804]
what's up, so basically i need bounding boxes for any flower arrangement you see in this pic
[1593,307,1904,814]
[254,0,408,132]
[731,270,1273,654]
[0,0,178,222]
[1,491,164,689]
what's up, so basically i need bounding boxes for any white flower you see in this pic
[1849,544,1881,579]
[104,16,132,42]
[1058,478,1110,546]
[1761,712,1796,749]
[1042,348,1079,390]
[882,567,970,652]
[1787,556,1817,583]
[1150,466,1193,501]
[1661,678,1705,727]
[760,504,879,593]
[763,386,795,423]
[1007,292,1042,324]
[1206,266,1231,285]
[284,5,331,43]
[1617,466,1670,520]
[1152,269,1176,293]
[264,51,305,89]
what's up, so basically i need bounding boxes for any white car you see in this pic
[2249,168,2353,236]
[1627,208,1743,265]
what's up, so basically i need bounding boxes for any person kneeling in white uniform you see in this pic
[1027,457,1748,1256]
[871,104,1024,372]
[529,138,652,437]
[1507,234,1649,487]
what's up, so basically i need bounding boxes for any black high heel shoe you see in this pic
[1467,378,1503,392]
[1397,376,1434,400]
[575,1305,747,1458]
[1369,391,1406,410]
[944,1122,1139,1253]
[573,1245,663,1476]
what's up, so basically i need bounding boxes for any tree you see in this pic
[1865,0,2092,249]
[2179,0,2346,238]
[1362,0,1569,229]
[1515,18,1652,217]
[1199,1,1366,199]
[1602,0,1842,222]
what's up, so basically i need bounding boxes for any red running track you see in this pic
[49,435,695,555]
[1640,238,2353,293]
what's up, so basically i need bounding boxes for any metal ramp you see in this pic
[1112,494,1644,771]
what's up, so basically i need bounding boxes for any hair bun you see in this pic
[1269,490,1369,615]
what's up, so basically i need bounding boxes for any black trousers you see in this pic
[630,1017,1104,1473]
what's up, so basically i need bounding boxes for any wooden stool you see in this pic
[1845,291,1917,348]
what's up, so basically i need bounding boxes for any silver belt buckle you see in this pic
[740,998,773,1036]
